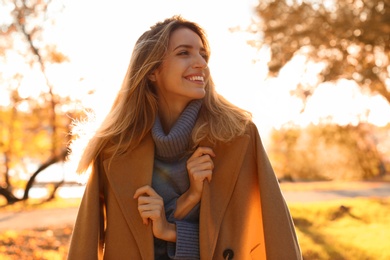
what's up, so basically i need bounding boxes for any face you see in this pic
[149,27,209,109]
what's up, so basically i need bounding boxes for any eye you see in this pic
[200,52,209,61]
[177,50,189,56]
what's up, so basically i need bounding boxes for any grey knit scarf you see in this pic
[152,99,202,162]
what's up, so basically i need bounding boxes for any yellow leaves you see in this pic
[44,45,69,64]
[47,49,69,64]
[0,225,73,260]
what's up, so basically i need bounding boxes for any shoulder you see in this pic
[244,121,261,138]
[243,121,269,154]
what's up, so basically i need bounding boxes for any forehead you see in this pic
[168,27,205,50]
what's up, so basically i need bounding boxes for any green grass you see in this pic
[289,198,390,260]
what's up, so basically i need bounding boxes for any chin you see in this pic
[192,89,206,99]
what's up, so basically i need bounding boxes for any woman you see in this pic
[67,16,302,260]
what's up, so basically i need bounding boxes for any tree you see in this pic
[0,0,84,204]
[268,123,385,180]
[250,0,390,105]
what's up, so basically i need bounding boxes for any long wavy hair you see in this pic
[74,15,252,173]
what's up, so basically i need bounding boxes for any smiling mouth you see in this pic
[186,75,204,83]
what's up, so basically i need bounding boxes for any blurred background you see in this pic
[0,0,389,259]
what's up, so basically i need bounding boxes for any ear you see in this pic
[148,71,156,82]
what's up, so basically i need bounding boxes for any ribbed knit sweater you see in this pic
[151,99,202,260]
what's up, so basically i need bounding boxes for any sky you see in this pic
[50,0,274,134]
[58,0,390,132]
[2,0,390,140]
[2,0,390,190]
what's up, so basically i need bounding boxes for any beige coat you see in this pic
[67,123,302,259]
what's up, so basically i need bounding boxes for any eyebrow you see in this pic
[173,44,206,52]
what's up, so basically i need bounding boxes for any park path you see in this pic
[0,207,79,230]
[281,181,390,203]
[0,181,389,231]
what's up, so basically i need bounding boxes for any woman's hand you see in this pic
[187,146,215,200]
[175,146,215,219]
[133,185,176,242]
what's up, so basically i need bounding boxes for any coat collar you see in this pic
[102,132,250,257]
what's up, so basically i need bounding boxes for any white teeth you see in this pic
[188,76,204,82]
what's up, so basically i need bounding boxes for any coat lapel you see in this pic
[102,132,250,259]
[103,134,155,259]
[199,134,250,259]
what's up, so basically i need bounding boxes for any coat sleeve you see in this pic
[250,123,302,259]
[67,160,104,260]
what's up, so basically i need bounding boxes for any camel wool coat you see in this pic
[67,123,302,260]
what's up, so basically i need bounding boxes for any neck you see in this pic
[152,99,202,161]
[158,101,189,134]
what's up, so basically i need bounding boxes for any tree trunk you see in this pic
[0,187,20,204]
[45,180,65,202]
[23,149,68,200]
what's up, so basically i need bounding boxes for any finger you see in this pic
[188,153,214,166]
[192,169,213,182]
[139,209,160,222]
[137,205,150,225]
[187,158,214,174]
[193,154,215,164]
[137,201,163,225]
[142,217,149,225]
[138,205,164,224]
[138,203,163,215]
[133,185,159,199]
[137,196,163,206]
[190,147,215,159]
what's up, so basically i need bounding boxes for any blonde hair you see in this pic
[74,16,252,173]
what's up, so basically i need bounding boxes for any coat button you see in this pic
[223,249,234,259]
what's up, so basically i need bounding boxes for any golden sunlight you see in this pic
[4,0,389,137]
[53,0,389,140]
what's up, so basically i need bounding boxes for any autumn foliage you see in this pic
[251,0,390,104]
[268,123,389,181]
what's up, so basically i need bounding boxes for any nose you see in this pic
[193,54,208,69]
